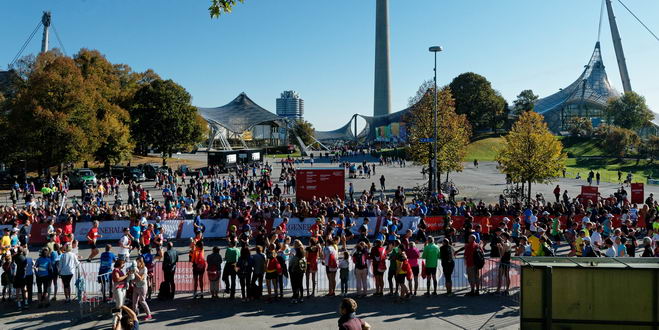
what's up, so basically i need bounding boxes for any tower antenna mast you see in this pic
[605,0,632,93]
[40,11,51,53]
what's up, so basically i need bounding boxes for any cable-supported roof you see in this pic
[197,93,283,134]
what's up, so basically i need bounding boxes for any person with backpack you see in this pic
[457,234,484,296]
[439,238,455,295]
[190,240,206,299]
[288,247,306,303]
[237,247,253,302]
[206,246,222,299]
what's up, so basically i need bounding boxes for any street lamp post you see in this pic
[429,46,443,196]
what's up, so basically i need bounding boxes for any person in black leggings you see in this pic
[439,238,455,295]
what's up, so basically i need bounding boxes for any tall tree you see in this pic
[130,79,205,159]
[289,119,316,147]
[643,136,659,163]
[406,81,471,185]
[496,111,567,203]
[448,72,507,131]
[604,92,654,130]
[512,89,538,115]
[7,51,98,172]
[74,49,134,166]
[602,126,640,158]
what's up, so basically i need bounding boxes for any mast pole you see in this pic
[605,0,632,93]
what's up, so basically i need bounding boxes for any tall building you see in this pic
[373,0,391,117]
[276,91,304,121]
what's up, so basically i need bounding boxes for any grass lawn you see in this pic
[559,136,607,157]
[268,151,301,158]
[465,137,502,161]
[564,158,658,184]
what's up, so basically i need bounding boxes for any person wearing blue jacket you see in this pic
[35,247,54,308]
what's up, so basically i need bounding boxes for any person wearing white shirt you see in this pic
[58,245,80,303]
[119,228,132,261]
[604,239,617,257]
[590,225,603,249]
[529,215,538,233]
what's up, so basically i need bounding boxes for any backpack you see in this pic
[207,263,220,281]
[297,257,308,274]
[474,247,485,269]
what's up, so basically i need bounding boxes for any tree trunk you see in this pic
[528,180,532,205]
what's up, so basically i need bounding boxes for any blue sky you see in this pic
[1,0,658,130]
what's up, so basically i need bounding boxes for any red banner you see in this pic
[580,186,599,204]
[631,183,644,204]
[296,168,345,202]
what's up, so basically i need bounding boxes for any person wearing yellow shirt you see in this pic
[1,228,11,254]
[575,230,587,257]
[528,228,545,256]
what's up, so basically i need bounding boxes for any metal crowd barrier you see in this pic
[0,257,520,319]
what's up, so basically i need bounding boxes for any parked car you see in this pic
[137,163,160,180]
[124,167,146,182]
[69,169,98,188]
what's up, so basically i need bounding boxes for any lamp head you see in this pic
[429,46,443,53]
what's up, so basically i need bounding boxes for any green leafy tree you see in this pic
[406,80,471,185]
[496,111,567,202]
[448,72,507,131]
[7,51,98,172]
[604,92,654,130]
[603,126,640,158]
[74,49,134,166]
[209,0,245,17]
[643,136,659,163]
[289,119,316,147]
[130,79,205,159]
[568,117,593,137]
[512,89,538,115]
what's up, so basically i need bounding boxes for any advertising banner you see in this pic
[179,219,229,239]
[74,220,131,242]
[273,218,317,237]
[296,168,345,201]
[580,186,599,204]
[630,183,644,204]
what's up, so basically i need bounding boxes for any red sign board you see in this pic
[296,168,345,201]
[580,186,599,204]
[631,183,644,204]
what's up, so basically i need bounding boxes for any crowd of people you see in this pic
[0,154,658,328]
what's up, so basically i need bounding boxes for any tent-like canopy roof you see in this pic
[198,93,284,134]
[315,119,355,141]
[534,42,620,131]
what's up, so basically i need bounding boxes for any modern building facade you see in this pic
[276,90,304,121]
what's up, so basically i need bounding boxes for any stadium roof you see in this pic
[197,93,283,134]
[534,42,620,131]
[315,119,355,141]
